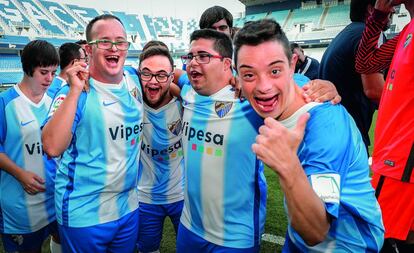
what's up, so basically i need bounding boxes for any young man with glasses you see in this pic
[136,44,185,253]
[48,42,87,98]
[175,28,266,252]
[42,14,143,253]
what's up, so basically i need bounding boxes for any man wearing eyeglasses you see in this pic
[42,14,143,253]
[48,42,87,98]
[174,28,265,252]
[136,44,185,253]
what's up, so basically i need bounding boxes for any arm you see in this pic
[355,1,401,74]
[253,114,330,245]
[42,63,88,157]
[361,72,385,103]
[0,153,45,194]
[302,79,341,105]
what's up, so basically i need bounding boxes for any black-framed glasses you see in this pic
[88,39,130,51]
[181,53,223,65]
[139,70,173,83]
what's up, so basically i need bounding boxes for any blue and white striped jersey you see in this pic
[179,82,267,248]
[0,85,56,233]
[44,72,144,228]
[47,76,66,99]
[138,98,185,204]
[281,102,384,252]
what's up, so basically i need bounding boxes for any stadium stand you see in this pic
[324,4,350,27]
[0,0,407,86]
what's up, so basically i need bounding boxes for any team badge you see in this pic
[168,119,182,136]
[130,87,142,103]
[215,101,233,118]
[404,33,412,48]
[48,94,66,117]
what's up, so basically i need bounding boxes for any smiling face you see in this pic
[186,38,231,96]
[86,18,127,84]
[140,55,173,109]
[237,40,305,120]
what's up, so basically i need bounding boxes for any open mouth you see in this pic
[254,94,279,112]
[189,70,202,80]
[105,55,119,66]
[146,85,161,98]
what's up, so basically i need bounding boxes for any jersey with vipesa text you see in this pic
[0,85,56,233]
[179,82,267,248]
[138,98,184,204]
[44,72,144,228]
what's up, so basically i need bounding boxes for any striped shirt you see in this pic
[0,85,56,233]
[44,72,144,227]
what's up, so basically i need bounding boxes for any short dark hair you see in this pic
[76,39,87,45]
[350,0,376,22]
[85,14,124,42]
[59,42,82,70]
[290,42,303,53]
[142,40,169,52]
[139,46,174,70]
[233,19,291,68]
[190,29,233,59]
[21,40,59,77]
[199,6,233,29]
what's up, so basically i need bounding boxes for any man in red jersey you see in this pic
[355,1,414,252]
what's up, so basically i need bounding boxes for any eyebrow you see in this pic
[239,60,285,70]
[141,67,170,73]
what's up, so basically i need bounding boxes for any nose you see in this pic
[109,43,118,51]
[256,75,273,93]
[46,72,54,82]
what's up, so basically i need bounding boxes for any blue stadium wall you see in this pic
[246,0,301,15]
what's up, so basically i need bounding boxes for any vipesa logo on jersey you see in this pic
[141,139,183,161]
[182,121,224,157]
[25,142,45,155]
[182,121,223,145]
[109,122,143,145]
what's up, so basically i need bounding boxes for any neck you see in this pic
[278,82,307,120]
[18,80,44,104]
[203,70,233,96]
[89,64,123,84]
[59,71,68,81]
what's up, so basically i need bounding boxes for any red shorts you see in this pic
[372,173,414,240]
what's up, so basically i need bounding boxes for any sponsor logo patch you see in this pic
[48,94,66,117]
[404,33,412,48]
[310,174,340,204]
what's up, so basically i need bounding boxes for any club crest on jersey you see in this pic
[215,101,232,118]
[168,119,182,136]
[404,33,412,48]
[130,87,142,103]
[48,94,66,117]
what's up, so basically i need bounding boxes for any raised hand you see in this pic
[67,62,89,93]
[252,113,310,175]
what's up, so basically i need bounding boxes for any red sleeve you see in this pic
[355,9,400,74]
